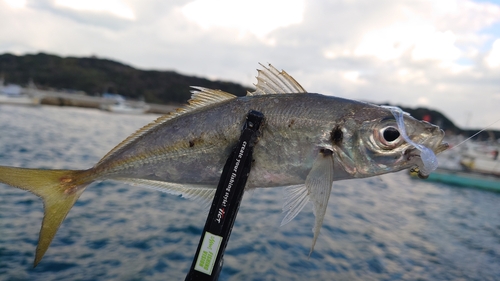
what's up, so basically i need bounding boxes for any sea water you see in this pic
[0,105,499,281]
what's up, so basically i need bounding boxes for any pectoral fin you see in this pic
[281,184,310,226]
[281,150,334,255]
[306,150,334,255]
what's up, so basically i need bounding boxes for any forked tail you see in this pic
[0,166,94,266]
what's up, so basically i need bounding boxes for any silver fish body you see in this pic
[0,64,448,266]
[97,92,444,187]
[97,94,362,185]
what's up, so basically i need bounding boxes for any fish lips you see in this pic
[408,141,449,179]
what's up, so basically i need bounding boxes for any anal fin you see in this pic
[115,178,216,208]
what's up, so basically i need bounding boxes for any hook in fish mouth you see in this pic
[408,141,449,179]
[409,166,429,179]
[405,152,431,179]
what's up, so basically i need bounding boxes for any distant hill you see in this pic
[381,105,500,141]
[0,52,498,140]
[0,52,249,104]
[381,104,460,134]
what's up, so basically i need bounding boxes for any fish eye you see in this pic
[382,127,400,142]
[376,126,402,149]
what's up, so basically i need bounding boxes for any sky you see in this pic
[1,0,500,130]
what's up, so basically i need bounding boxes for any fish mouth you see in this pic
[409,141,449,179]
[434,141,449,155]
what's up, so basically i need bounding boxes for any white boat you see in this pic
[100,93,150,114]
[460,149,500,176]
[413,137,500,191]
[0,79,41,106]
[102,101,150,114]
[0,93,41,106]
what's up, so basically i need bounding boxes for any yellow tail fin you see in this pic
[0,166,93,267]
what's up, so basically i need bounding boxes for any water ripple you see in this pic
[0,105,499,280]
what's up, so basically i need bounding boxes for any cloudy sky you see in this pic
[1,0,500,130]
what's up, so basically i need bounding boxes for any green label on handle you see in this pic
[194,232,223,275]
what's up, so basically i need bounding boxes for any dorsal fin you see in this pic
[97,87,236,165]
[248,63,307,95]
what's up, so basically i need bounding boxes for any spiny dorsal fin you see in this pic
[97,87,236,165]
[188,87,237,106]
[248,63,307,95]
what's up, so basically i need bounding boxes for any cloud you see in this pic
[54,0,135,20]
[486,38,500,68]
[4,0,25,8]
[181,0,304,38]
[352,24,462,64]
[0,0,499,129]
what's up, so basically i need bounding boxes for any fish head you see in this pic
[334,107,448,178]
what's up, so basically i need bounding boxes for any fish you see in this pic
[0,64,448,266]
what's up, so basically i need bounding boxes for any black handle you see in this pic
[185,110,264,281]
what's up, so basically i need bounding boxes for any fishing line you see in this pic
[448,117,500,151]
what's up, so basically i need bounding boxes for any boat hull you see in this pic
[421,169,500,192]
